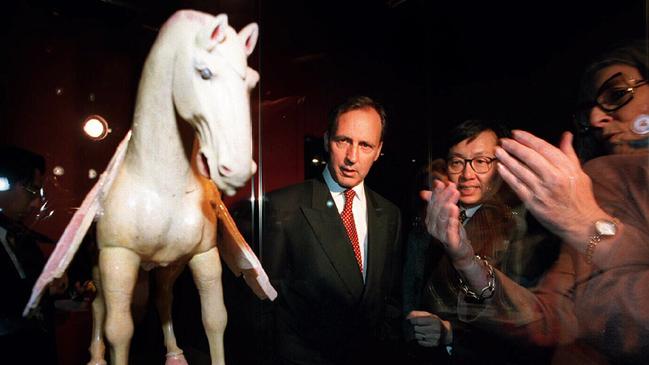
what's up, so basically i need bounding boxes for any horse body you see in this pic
[84,10,261,365]
[97,170,213,263]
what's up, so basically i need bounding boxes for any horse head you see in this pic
[172,13,259,196]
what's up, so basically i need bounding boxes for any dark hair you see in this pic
[444,119,511,154]
[574,40,649,161]
[326,95,387,141]
[0,146,45,187]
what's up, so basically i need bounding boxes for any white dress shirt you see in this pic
[461,204,482,226]
[323,166,368,280]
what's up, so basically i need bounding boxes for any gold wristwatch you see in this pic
[585,218,618,264]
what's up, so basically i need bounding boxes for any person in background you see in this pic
[421,41,649,364]
[403,120,559,364]
[0,145,66,364]
[573,40,649,161]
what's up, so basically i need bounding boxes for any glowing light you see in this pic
[53,166,65,176]
[83,115,110,140]
[311,158,320,164]
[0,177,10,191]
[88,169,97,179]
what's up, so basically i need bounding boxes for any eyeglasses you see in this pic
[446,156,496,174]
[595,72,648,112]
[22,184,45,202]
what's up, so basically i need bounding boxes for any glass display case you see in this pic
[1,1,646,364]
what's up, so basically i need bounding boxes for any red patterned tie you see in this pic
[341,189,363,272]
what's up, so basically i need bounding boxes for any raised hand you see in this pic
[495,130,609,244]
[420,180,475,268]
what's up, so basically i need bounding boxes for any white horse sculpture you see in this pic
[24,10,276,365]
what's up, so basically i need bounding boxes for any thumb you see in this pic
[559,131,580,165]
[419,190,432,202]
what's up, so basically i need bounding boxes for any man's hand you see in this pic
[495,130,610,244]
[420,180,475,268]
[406,310,452,347]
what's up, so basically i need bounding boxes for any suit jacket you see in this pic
[262,177,402,364]
[456,153,649,364]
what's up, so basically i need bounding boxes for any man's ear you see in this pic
[323,132,330,153]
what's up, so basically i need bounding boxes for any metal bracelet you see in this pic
[457,255,496,302]
[585,234,602,264]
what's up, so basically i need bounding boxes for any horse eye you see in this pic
[198,68,213,80]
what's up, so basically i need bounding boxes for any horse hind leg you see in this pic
[188,247,227,365]
[87,264,107,365]
[99,246,141,365]
[154,263,189,365]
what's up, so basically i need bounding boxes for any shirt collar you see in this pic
[322,165,365,201]
[461,204,482,218]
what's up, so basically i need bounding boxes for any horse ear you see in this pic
[197,14,229,51]
[210,14,229,43]
[238,23,259,56]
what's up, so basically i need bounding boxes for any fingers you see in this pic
[445,207,461,246]
[510,130,577,174]
[433,179,446,190]
[495,146,538,195]
[408,312,444,347]
[414,332,440,347]
[496,162,534,204]
[407,310,438,326]
[409,315,435,325]
[426,195,460,242]
[406,310,427,319]
[499,137,556,182]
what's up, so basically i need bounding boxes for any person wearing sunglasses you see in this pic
[403,120,561,364]
[0,145,62,364]
[421,41,649,364]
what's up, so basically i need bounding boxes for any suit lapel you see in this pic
[300,179,364,297]
[363,188,389,299]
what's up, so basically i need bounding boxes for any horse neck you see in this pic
[126,45,193,187]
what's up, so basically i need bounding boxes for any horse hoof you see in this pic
[86,360,107,365]
[165,353,188,365]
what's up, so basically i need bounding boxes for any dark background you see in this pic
[0,0,646,364]
[1,0,647,231]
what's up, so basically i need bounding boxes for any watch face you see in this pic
[595,220,617,236]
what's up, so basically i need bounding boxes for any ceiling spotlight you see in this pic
[83,115,110,140]
[0,177,10,191]
[53,166,65,176]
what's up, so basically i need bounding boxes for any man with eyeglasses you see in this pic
[0,146,61,364]
[403,120,560,364]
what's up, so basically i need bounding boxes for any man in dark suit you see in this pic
[262,96,402,364]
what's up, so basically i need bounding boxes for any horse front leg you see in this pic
[99,246,141,365]
[87,264,107,365]
[154,263,189,365]
[188,247,227,365]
